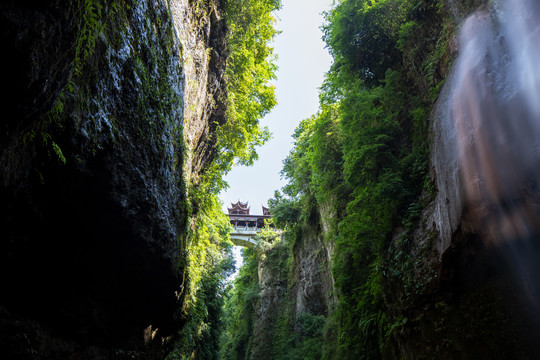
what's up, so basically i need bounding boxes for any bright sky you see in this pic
[220,0,334,214]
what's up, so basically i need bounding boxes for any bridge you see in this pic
[230,226,260,247]
[227,201,271,248]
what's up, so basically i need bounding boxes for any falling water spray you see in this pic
[451,0,540,300]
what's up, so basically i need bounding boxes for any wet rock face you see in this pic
[170,0,228,181]
[0,0,226,357]
[0,0,76,138]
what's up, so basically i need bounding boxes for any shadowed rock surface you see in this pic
[0,0,226,358]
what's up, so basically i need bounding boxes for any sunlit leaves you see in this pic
[175,2,281,357]
[172,189,235,359]
[323,0,415,86]
[268,0,435,357]
[211,0,281,183]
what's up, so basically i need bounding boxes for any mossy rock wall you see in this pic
[0,0,226,358]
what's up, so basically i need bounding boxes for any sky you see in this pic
[220,0,334,214]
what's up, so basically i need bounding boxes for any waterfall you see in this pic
[450,0,540,299]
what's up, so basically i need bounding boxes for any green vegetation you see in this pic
[264,0,456,358]
[167,0,281,358]
[218,229,329,360]
[218,246,260,360]
[203,0,281,193]
[183,0,508,359]
[167,191,235,360]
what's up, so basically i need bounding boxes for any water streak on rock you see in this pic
[451,0,540,299]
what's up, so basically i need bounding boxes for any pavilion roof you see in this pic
[228,200,250,215]
[226,201,273,218]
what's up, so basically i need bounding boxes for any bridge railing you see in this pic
[231,225,260,233]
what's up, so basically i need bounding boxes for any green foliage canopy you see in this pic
[323,0,412,86]
[210,0,281,191]
[268,0,450,358]
[169,1,281,358]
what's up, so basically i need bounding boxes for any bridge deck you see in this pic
[230,226,260,247]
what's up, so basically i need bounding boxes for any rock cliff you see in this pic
[0,0,226,358]
[242,218,336,360]
[385,1,540,357]
[233,1,540,359]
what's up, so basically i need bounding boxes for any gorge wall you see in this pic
[253,224,335,360]
[399,1,540,357]
[219,222,336,360]
[0,0,226,358]
[225,0,540,359]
